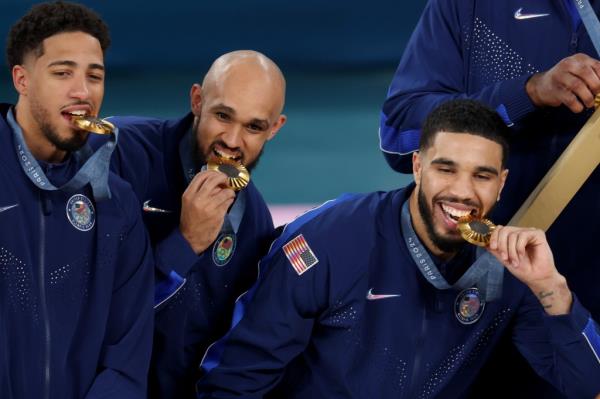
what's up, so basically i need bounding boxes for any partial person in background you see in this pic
[90,50,286,398]
[1,1,154,398]
[196,99,600,399]
[379,0,600,396]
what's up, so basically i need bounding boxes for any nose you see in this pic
[69,74,90,100]
[448,172,476,201]
[221,124,243,149]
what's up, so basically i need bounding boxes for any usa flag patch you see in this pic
[283,234,319,275]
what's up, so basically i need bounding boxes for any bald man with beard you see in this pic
[89,50,287,398]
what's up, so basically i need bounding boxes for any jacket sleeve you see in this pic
[380,0,536,173]
[84,198,155,399]
[196,232,329,398]
[511,291,600,398]
[152,226,203,309]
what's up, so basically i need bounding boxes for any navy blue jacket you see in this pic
[197,186,600,399]
[91,115,275,398]
[0,104,154,398]
[379,2,600,392]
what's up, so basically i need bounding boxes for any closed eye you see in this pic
[475,173,492,181]
[52,70,71,78]
[88,73,104,82]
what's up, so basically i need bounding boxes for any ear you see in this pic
[497,168,509,201]
[412,150,422,185]
[12,65,28,96]
[190,84,203,116]
[266,114,287,141]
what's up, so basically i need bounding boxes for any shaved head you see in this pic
[189,50,287,172]
[202,50,286,114]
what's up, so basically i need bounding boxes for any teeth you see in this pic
[214,149,239,160]
[69,110,87,116]
[441,204,472,219]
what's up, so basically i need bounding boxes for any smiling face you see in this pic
[190,53,286,171]
[12,31,105,162]
[409,131,508,257]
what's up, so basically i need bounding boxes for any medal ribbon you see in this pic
[179,129,246,234]
[400,200,504,301]
[571,0,600,56]
[8,108,117,201]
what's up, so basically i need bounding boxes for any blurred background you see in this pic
[0,0,426,224]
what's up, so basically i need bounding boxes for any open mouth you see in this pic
[62,110,90,123]
[213,148,242,163]
[440,203,478,223]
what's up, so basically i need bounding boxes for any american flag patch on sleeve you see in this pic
[282,234,319,275]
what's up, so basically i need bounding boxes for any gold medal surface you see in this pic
[457,216,496,247]
[207,157,250,191]
[72,116,115,135]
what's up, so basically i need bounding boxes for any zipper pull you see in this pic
[570,31,578,51]
[41,192,53,216]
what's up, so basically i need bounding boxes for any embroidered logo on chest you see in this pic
[66,194,95,232]
[213,233,236,266]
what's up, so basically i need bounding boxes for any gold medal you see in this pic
[457,216,496,247]
[72,116,115,135]
[207,157,250,191]
[595,94,600,109]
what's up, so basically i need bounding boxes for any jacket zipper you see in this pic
[39,195,51,399]
[405,305,428,398]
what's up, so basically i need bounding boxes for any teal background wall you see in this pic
[1,1,427,205]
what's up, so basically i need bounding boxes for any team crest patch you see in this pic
[455,287,485,325]
[212,233,236,266]
[66,194,95,232]
[283,234,318,275]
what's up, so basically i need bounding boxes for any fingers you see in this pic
[186,170,230,196]
[489,225,538,267]
[528,53,600,112]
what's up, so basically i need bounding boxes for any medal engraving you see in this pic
[72,116,115,135]
[207,157,250,191]
[457,216,496,247]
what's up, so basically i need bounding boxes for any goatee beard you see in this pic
[417,185,465,254]
[30,99,88,154]
[191,120,263,173]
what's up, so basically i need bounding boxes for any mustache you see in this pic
[60,100,94,111]
[433,195,480,209]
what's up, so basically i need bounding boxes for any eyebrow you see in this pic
[47,60,105,71]
[431,157,499,176]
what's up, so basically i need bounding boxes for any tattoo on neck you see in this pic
[538,290,554,309]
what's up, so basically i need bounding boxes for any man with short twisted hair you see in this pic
[1,2,154,398]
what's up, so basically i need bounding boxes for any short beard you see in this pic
[417,184,464,254]
[30,98,88,153]
[191,118,263,173]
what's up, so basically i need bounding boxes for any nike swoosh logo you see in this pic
[0,204,19,213]
[142,200,171,214]
[366,288,400,301]
[514,7,549,20]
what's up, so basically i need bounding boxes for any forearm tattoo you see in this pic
[537,290,554,309]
